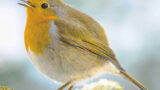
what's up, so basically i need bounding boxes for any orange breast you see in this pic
[24,19,52,54]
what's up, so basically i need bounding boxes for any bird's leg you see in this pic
[68,85,74,90]
[58,81,71,90]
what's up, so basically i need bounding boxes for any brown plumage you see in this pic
[19,0,147,89]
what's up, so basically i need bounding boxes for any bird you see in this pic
[19,0,147,90]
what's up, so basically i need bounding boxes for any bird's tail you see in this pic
[120,71,147,90]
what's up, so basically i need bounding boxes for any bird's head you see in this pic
[19,0,60,22]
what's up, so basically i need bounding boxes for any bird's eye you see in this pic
[41,3,48,9]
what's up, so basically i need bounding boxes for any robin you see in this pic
[19,0,147,90]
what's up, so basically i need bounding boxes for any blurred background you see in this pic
[0,0,160,90]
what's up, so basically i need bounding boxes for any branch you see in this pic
[77,79,123,90]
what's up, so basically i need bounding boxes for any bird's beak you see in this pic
[18,0,34,8]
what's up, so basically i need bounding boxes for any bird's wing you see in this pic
[54,10,124,71]
[59,33,124,71]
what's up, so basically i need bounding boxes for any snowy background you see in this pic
[0,0,160,90]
